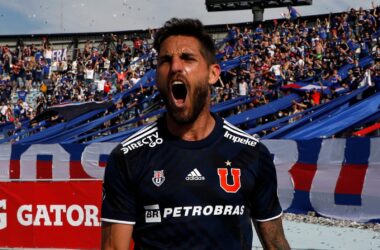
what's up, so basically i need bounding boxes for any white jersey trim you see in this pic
[101,218,136,225]
[223,120,259,143]
[121,127,159,148]
[119,122,163,154]
[253,211,283,222]
[120,122,157,145]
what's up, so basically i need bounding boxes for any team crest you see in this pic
[152,170,165,187]
[217,167,241,193]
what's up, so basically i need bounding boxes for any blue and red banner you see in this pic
[0,139,379,248]
[263,138,380,223]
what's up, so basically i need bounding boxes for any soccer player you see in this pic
[101,18,290,250]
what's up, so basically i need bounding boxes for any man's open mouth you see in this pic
[171,81,187,103]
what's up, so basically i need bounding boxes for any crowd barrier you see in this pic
[0,139,379,248]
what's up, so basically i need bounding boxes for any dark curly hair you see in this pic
[153,18,217,65]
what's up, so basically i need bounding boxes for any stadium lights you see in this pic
[213,3,223,9]
[205,0,312,11]
[205,0,312,22]
[268,1,280,7]
[297,0,312,4]
[240,1,250,7]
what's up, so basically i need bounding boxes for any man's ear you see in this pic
[208,64,221,85]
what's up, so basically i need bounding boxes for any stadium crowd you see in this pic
[1,4,380,139]
[216,4,380,122]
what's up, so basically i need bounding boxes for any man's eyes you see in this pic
[158,54,197,64]
[180,54,196,61]
[158,56,170,64]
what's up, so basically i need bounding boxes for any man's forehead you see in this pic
[159,36,201,55]
[159,47,199,57]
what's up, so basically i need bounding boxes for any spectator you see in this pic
[237,75,248,96]
[288,6,301,21]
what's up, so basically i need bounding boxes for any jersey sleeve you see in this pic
[101,145,136,225]
[250,143,283,222]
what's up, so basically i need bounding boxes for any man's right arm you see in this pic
[101,147,136,249]
[101,222,133,250]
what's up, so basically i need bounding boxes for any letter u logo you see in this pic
[217,168,241,193]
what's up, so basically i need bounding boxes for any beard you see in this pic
[160,82,209,125]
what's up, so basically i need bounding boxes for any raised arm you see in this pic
[101,222,133,250]
[254,217,290,250]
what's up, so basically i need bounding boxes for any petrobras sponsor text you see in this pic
[144,204,245,223]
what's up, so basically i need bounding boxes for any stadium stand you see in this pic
[1,5,380,143]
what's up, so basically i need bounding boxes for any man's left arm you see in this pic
[254,217,290,250]
[250,143,290,249]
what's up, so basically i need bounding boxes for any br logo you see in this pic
[0,199,7,230]
[144,204,161,223]
[217,168,241,193]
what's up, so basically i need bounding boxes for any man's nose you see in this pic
[170,56,184,73]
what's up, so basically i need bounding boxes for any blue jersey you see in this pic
[101,114,282,249]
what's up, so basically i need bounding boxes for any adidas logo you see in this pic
[185,168,205,181]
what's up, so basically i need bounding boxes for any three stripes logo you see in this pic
[186,168,205,181]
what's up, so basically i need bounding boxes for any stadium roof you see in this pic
[205,0,312,11]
